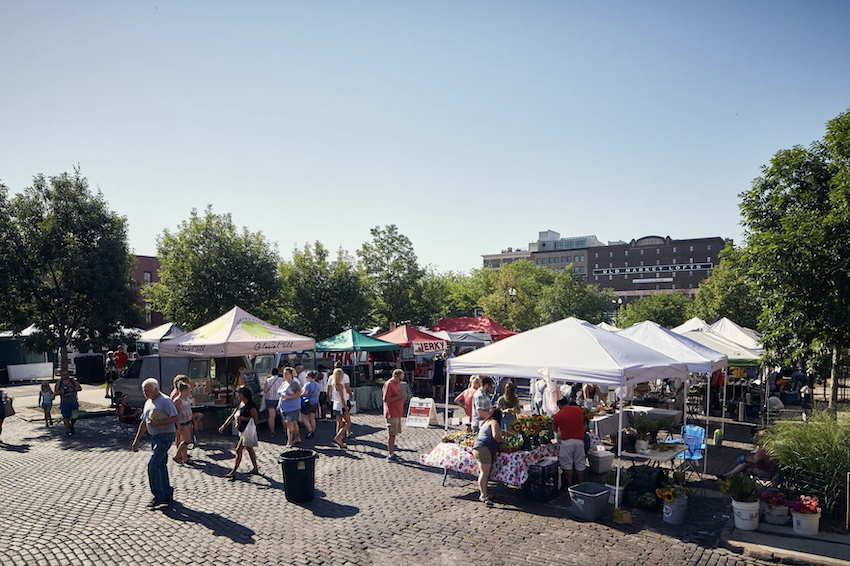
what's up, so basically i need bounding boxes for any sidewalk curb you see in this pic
[719,518,850,566]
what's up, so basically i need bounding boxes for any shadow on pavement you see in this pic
[294,489,360,518]
[161,501,256,544]
[0,441,31,452]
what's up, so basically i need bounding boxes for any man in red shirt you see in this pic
[552,396,587,487]
[383,369,406,462]
[114,345,129,371]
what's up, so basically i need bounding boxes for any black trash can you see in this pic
[278,449,318,503]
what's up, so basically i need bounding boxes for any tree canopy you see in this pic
[740,108,850,409]
[144,206,281,330]
[539,265,617,325]
[689,242,761,329]
[0,169,140,369]
[616,292,692,329]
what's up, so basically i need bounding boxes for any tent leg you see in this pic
[615,403,624,508]
[444,372,451,431]
[705,373,711,475]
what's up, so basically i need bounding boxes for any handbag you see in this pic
[242,418,258,447]
[3,397,14,417]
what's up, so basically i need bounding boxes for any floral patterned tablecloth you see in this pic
[419,442,559,488]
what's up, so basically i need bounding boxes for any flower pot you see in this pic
[663,495,688,525]
[791,511,820,536]
[522,435,532,451]
[605,484,625,506]
[763,505,789,525]
[731,500,760,531]
[635,439,649,453]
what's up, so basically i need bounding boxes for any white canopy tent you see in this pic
[159,307,315,357]
[138,322,185,344]
[429,330,490,348]
[445,317,689,507]
[596,321,620,332]
[709,317,763,353]
[618,321,729,473]
[672,317,710,334]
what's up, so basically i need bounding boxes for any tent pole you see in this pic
[615,398,624,508]
[444,371,451,431]
[704,372,710,475]
[721,369,727,435]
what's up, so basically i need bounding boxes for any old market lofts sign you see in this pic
[593,262,713,277]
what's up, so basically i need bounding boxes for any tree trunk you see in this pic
[59,329,69,375]
[828,341,840,411]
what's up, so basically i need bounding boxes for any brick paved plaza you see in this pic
[0,410,777,566]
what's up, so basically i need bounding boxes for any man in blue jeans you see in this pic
[132,378,179,508]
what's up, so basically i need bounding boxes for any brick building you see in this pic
[483,231,729,303]
[131,255,164,329]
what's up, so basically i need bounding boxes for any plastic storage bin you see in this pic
[568,482,609,521]
[587,450,614,474]
[523,457,558,502]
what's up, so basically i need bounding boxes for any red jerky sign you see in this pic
[412,340,446,355]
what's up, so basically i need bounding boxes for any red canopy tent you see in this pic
[430,316,517,341]
[377,325,448,355]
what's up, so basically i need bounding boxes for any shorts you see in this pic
[41,402,53,410]
[386,417,402,436]
[266,400,279,411]
[319,392,328,405]
[473,447,493,465]
[180,421,192,427]
[59,400,79,419]
[333,409,345,417]
[558,438,586,472]
[301,403,318,415]
[282,410,301,423]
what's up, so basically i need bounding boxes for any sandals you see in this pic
[334,439,347,449]
[479,496,494,506]
[248,469,260,476]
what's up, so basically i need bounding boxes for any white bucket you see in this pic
[605,484,624,505]
[663,495,688,525]
[732,500,760,531]
[635,439,649,453]
[763,505,789,525]
[791,511,820,536]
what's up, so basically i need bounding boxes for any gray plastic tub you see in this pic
[568,482,609,521]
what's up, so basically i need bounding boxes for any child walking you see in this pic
[39,383,55,426]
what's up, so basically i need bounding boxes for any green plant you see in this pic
[633,415,660,438]
[761,410,850,514]
[604,469,631,487]
[720,473,757,502]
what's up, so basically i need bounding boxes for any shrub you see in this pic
[761,411,850,515]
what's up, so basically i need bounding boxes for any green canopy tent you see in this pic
[316,327,399,381]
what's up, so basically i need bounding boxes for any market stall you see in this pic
[158,306,315,407]
[435,317,688,505]
[377,325,449,395]
[136,322,185,356]
[430,316,516,342]
[316,327,403,410]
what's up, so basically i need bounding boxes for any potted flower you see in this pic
[720,473,759,530]
[604,469,631,505]
[656,484,690,525]
[788,495,821,536]
[759,490,789,525]
[633,415,660,452]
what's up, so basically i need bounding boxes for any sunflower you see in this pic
[655,488,663,499]
[664,493,675,503]
[512,422,523,433]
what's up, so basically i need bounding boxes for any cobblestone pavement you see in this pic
[0,411,778,566]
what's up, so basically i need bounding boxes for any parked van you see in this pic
[252,353,315,377]
[114,354,249,406]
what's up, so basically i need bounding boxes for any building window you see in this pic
[672,272,676,278]
[624,250,629,257]
[672,284,676,289]
[561,256,567,262]
[656,260,660,265]
[143,271,152,287]
[566,256,572,262]
[624,274,629,279]
[690,271,693,277]
[706,256,711,262]
[640,249,644,255]
[689,245,694,252]
[144,302,152,324]
[579,266,585,273]
[707,244,712,251]
[594,276,598,281]
[554,257,559,263]
[609,263,613,268]
[640,261,644,266]
[689,283,693,289]
[672,259,677,264]
[594,263,598,269]
[594,252,598,258]
[609,275,613,280]
[548,258,553,264]
[689,258,693,263]
[656,285,660,290]
[609,251,613,257]
[672,247,677,253]
[624,262,628,267]
[656,248,660,254]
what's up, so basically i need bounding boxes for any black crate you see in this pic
[630,465,667,488]
[523,460,558,502]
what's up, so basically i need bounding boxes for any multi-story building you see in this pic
[131,255,164,329]
[483,231,729,302]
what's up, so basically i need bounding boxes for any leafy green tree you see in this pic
[0,170,141,371]
[740,108,850,409]
[478,261,554,331]
[278,243,371,338]
[145,206,281,329]
[418,269,489,320]
[540,265,617,324]
[689,242,761,329]
[357,225,426,326]
[617,292,692,329]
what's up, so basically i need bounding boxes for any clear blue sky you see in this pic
[2,1,849,272]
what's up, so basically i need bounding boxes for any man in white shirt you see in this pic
[332,362,353,437]
[132,378,179,508]
[295,364,308,387]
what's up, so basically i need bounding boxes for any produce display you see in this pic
[499,432,523,453]
[440,414,555,453]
